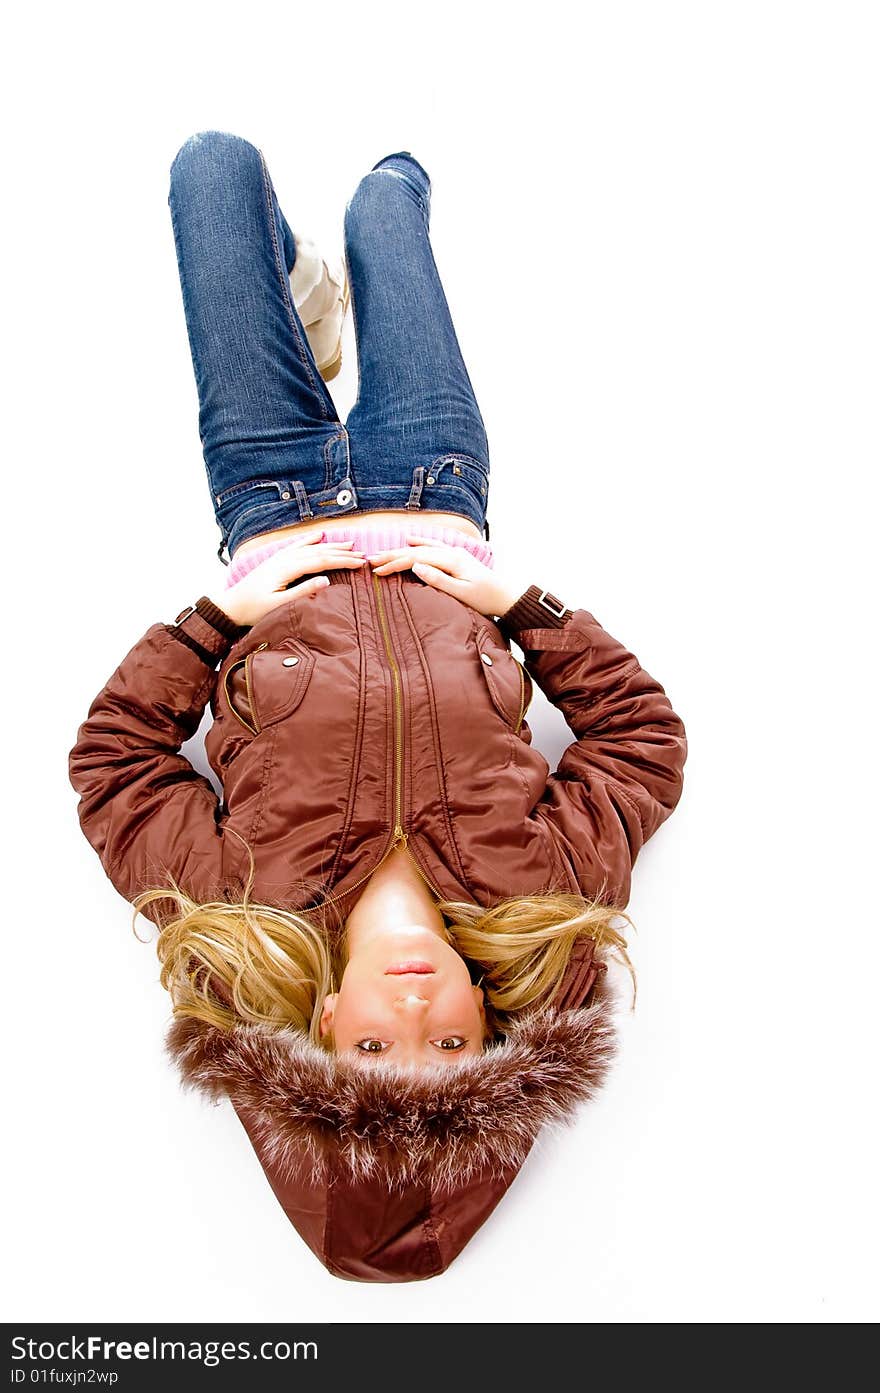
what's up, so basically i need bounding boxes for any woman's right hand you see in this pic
[205,530,367,627]
[367,536,521,619]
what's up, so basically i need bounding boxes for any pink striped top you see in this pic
[225,521,494,589]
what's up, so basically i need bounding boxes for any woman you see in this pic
[68,133,688,1279]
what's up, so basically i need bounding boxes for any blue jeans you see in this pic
[168,132,491,563]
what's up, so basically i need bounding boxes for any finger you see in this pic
[369,539,451,553]
[369,545,439,564]
[298,540,362,554]
[280,537,360,555]
[286,555,366,578]
[370,556,414,575]
[275,527,330,549]
[410,560,465,594]
[292,575,331,599]
[269,549,365,581]
[384,544,461,572]
[285,526,325,545]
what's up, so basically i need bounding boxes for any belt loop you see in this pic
[406,465,425,509]
[292,479,313,518]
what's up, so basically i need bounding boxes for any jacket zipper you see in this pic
[317,822,443,906]
[319,573,444,906]
[393,827,445,899]
[372,571,404,840]
[223,641,269,735]
[514,657,526,734]
[318,823,407,906]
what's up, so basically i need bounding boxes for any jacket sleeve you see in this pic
[496,586,688,909]
[68,601,247,924]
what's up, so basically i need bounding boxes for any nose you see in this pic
[393,994,430,1011]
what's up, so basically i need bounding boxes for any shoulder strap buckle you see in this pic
[538,590,567,618]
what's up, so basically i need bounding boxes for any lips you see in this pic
[384,961,436,975]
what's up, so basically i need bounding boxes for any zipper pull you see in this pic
[393,826,408,849]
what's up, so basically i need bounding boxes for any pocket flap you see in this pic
[473,626,532,732]
[248,642,316,728]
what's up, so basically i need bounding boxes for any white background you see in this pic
[3,0,877,1324]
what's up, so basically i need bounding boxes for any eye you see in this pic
[432,1036,467,1051]
[355,1039,390,1054]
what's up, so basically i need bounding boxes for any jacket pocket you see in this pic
[472,625,533,734]
[222,640,316,735]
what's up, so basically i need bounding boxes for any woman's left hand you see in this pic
[366,535,521,618]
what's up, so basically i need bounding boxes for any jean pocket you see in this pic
[214,478,292,510]
[426,453,489,502]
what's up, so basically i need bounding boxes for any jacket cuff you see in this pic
[166,597,248,668]
[496,585,574,641]
[195,595,248,640]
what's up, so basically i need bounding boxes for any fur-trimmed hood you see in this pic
[165,983,617,1282]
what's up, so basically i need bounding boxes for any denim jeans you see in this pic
[167,132,491,563]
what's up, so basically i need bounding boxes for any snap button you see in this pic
[281,491,291,501]
[481,652,493,666]
[336,489,352,505]
[282,656,300,667]
[426,476,436,485]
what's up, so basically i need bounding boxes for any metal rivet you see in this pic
[426,476,435,485]
[282,656,300,667]
[281,491,291,501]
[336,488,352,505]
[215,495,222,504]
[481,653,493,666]
[452,464,462,475]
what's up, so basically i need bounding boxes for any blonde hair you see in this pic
[132,846,635,1045]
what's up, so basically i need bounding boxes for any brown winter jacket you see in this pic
[68,566,688,1280]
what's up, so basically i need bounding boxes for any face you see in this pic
[320,925,488,1069]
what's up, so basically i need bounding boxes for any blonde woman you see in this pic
[68,133,688,1278]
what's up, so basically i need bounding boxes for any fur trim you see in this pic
[165,987,618,1190]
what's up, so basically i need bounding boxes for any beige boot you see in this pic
[290,233,350,383]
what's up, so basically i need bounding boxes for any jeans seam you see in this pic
[215,478,286,507]
[430,452,490,479]
[322,429,350,491]
[224,495,299,533]
[342,242,363,416]
[257,149,333,421]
